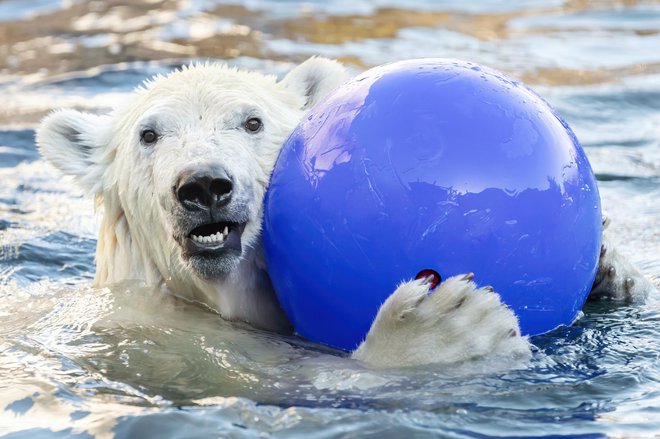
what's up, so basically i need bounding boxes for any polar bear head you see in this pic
[37,58,347,287]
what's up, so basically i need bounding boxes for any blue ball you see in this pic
[263,59,602,351]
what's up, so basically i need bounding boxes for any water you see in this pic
[1,1,659,437]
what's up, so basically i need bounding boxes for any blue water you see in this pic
[1,1,659,437]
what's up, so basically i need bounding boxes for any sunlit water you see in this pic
[1,1,660,437]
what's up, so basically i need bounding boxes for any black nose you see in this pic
[176,167,233,211]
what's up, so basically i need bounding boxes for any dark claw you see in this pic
[415,269,441,289]
[624,278,634,291]
[600,245,607,258]
[454,297,466,310]
[602,216,611,228]
[462,272,475,281]
[508,329,519,338]
[484,285,494,293]
[607,266,616,279]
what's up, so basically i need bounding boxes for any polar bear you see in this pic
[36,58,655,368]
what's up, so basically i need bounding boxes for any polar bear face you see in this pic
[117,66,304,279]
[37,59,348,286]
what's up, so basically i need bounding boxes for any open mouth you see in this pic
[184,221,246,255]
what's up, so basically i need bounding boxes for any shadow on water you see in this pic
[0,130,38,168]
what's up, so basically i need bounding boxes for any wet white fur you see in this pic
[37,60,345,332]
[353,275,531,367]
[590,217,656,302]
[36,58,653,369]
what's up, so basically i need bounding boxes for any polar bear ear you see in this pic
[36,109,113,196]
[279,57,349,110]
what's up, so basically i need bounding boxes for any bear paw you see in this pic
[351,274,531,368]
[590,232,657,302]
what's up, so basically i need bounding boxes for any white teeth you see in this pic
[191,230,225,244]
[223,226,229,236]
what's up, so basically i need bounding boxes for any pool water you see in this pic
[1,1,659,437]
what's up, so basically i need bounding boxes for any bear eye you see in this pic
[140,129,159,145]
[244,117,263,133]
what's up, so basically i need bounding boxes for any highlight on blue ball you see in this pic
[263,59,602,352]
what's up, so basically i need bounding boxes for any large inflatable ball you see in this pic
[263,59,602,351]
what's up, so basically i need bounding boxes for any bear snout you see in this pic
[175,165,233,212]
